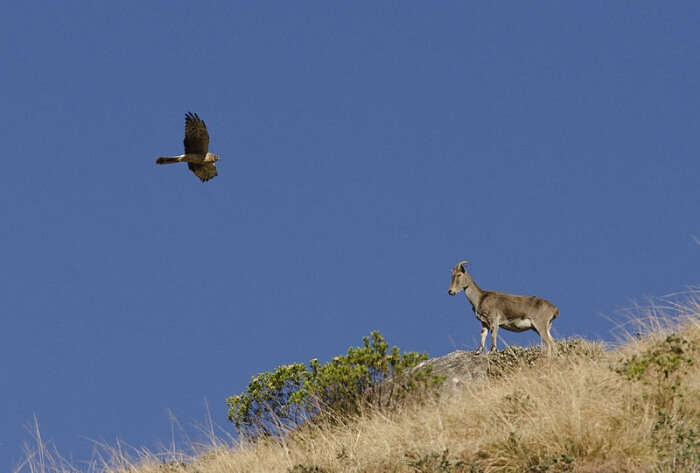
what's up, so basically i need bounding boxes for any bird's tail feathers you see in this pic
[156,156,184,164]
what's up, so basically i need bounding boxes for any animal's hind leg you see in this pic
[545,322,557,356]
[534,321,556,356]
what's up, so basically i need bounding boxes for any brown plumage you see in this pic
[183,112,210,155]
[156,112,220,182]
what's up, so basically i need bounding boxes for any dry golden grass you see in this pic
[17,292,700,473]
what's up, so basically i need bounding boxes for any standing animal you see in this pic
[448,260,559,356]
[156,112,220,182]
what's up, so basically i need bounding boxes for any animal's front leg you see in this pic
[489,324,499,352]
[475,324,488,354]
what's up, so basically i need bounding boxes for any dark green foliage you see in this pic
[616,334,696,409]
[226,362,310,437]
[498,434,577,473]
[405,449,466,473]
[287,465,330,473]
[617,334,695,382]
[226,331,443,439]
[616,334,699,468]
[528,454,575,473]
[652,410,700,471]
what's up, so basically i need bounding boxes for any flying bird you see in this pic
[156,112,219,182]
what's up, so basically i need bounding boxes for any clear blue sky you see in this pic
[2,1,699,469]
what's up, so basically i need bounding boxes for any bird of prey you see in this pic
[156,112,220,182]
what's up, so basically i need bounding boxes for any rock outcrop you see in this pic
[413,350,489,396]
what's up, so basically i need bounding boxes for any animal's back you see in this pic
[480,291,557,319]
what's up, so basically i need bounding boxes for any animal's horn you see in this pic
[456,260,470,271]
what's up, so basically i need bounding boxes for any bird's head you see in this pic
[206,152,220,162]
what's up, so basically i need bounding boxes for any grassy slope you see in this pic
[20,297,700,473]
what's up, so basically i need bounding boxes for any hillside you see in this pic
[20,297,700,473]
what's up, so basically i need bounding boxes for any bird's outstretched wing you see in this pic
[188,162,218,182]
[183,112,209,155]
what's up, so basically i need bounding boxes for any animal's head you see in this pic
[211,153,220,162]
[448,260,471,295]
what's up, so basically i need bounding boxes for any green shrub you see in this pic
[616,334,696,410]
[616,334,699,469]
[405,449,466,473]
[226,331,443,439]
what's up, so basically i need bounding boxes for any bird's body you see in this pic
[156,112,219,182]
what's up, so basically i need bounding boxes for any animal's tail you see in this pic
[156,156,183,164]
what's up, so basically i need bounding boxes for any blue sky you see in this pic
[1,1,699,468]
